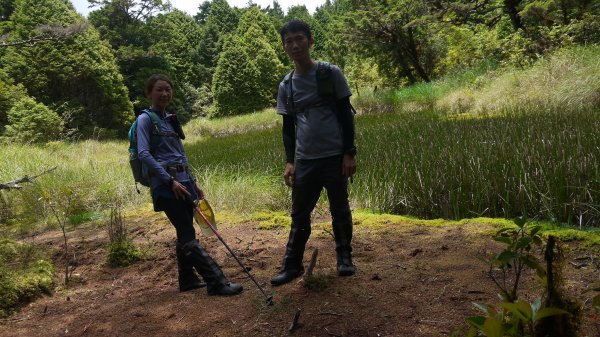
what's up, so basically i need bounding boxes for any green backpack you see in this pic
[127,109,184,189]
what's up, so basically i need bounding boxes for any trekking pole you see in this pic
[192,200,274,306]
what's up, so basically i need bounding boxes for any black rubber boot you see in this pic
[336,250,356,276]
[271,227,309,286]
[176,241,206,292]
[271,266,305,286]
[181,240,243,296]
[332,211,355,277]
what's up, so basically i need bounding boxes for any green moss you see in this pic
[540,228,600,247]
[353,210,508,230]
[247,210,286,222]
[245,211,291,230]
[352,211,600,246]
[257,215,291,230]
[0,259,54,317]
[303,273,333,292]
[212,211,245,226]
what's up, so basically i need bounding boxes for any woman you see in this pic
[137,74,243,296]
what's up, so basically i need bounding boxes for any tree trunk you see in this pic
[406,27,431,83]
[390,33,417,84]
[504,0,525,31]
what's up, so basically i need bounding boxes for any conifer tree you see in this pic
[211,35,262,117]
[2,0,132,136]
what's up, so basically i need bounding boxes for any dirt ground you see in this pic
[0,210,598,337]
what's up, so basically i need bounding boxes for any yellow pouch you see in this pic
[193,199,216,236]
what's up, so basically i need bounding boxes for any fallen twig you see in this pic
[324,327,342,337]
[435,284,448,299]
[288,308,302,334]
[304,249,319,278]
[418,319,449,324]
[322,228,335,239]
[318,311,343,316]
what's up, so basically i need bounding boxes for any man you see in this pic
[271,20,357,286]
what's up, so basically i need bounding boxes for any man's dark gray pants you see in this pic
[281,155,353,271]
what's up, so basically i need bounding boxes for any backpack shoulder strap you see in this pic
[283,70,295,112]
[143,109,162,135]
[141,109,181,153]
[316,61,334,97]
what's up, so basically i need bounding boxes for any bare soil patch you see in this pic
[1,212,598,337]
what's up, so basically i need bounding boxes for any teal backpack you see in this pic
[128,109,184,190]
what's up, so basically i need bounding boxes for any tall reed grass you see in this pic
[353,110,600,225]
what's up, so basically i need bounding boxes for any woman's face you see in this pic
[149,80,172,111]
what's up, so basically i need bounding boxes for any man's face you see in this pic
[282,31,313,62]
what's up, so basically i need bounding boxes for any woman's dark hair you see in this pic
[280,20,312,43]
[145,74,173,97]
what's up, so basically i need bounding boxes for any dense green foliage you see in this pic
[0,0,595,137]
[4,96,63,143]
[0,240,54,317]
[2,0,132,137]
[211,7,285,117]
[106,239,142,267]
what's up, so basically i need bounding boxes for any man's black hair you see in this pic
[280,20,312,43]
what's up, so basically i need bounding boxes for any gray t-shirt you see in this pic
[276,63,352,160]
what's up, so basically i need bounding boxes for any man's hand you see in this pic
[172,180,191,200]
[283,163,295,187]
[342,154,356,180]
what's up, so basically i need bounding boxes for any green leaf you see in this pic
[514,217,527,228]
[467,325,478,337]
[472,302,491,314]
[592,294,600,308]
[501,300,532,321]
[529,225,542,236]
[494,236,512,245]
[496,251,516,264]
[496,227,514,235]
[482,316,503,337]
[521,255,546,278]
[535,307,569,321]
[516,237,532,249]
[467,316,486,329]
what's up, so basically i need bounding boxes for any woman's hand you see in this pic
[171,180,191,200]
[194,183,205,200]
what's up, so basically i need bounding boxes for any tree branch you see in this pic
[0,23,87,49]
[0,167,57,190]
